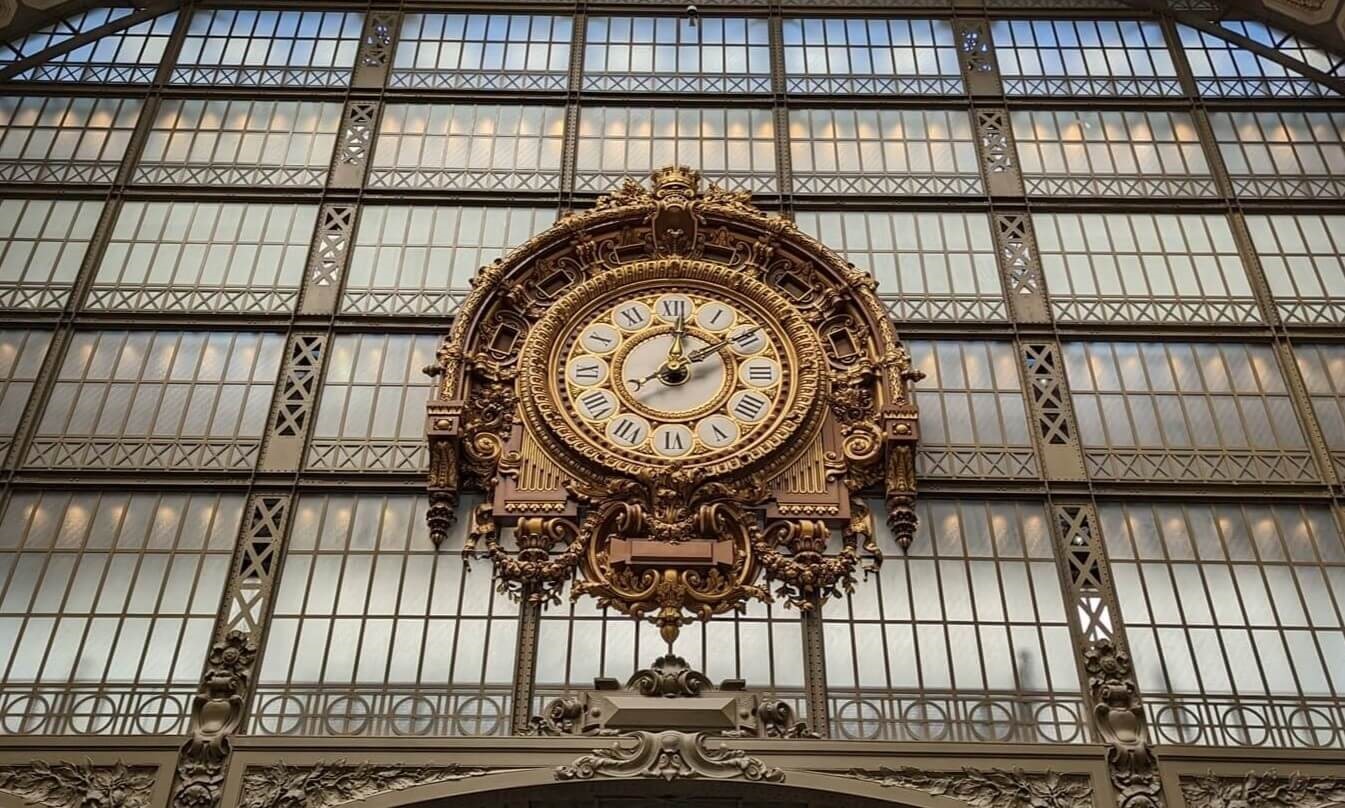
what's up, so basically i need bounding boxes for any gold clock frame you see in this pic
[426,166,923,642]
[520,259,825,480]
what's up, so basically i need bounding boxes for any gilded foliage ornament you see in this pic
[0,760,155,808]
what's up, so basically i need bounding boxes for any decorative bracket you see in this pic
[528,654,817,739]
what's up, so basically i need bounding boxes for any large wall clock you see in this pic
[426,166,922,643]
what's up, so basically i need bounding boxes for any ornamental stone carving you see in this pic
[527,654,818,739]
[556,730,784,783]
[172,630,257,808]
[1083,639,1163,808]
[238,761,490,808]
[0,761,155,808]
[1180,771,1345,808]
[426,166,921,642]
[844,767,1094,808]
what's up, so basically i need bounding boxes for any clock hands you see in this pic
[667,315,687,362]
[627,366,668,392]
[626,325,761,392]
[685,325,760,363]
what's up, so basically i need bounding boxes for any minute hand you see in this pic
[686,327,760,363]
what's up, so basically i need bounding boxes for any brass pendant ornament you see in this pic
[426,166,922,642]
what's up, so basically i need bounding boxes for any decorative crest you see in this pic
[556,731,784,783]
[626,653,715,697]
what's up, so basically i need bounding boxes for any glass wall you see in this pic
[1,2,1344,756]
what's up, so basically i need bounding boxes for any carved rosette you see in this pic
[0,761,156,808]
[427,165,921,640]
[844,766,1094,808]
[556,731,784,783]
[1083,639,1163,808]
[238,761,489,808]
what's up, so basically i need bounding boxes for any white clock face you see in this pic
[562,291,787,462]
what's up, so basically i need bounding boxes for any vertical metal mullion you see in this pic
[559,4,586,214]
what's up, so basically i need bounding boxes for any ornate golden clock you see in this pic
[426,167,922,643]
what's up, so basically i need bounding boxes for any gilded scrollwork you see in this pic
[427,166,921,647]
[570,467,771,642]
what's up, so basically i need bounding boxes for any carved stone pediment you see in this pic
[556,730,784,783]
[527,654,816,739]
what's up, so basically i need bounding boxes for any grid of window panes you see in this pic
[1245,214,1345,324]
[825,498,1090,743]
[782,18,962,95]
[343,206,556,317]
[908,340,1038,480]
[26,330,285,472]
[789,108,981,195]
[172,10,362,87]
[369,103,566,192]
[0,491,242,735]
[1,0,1344,755]
[251,494,519,737]
[0,96,142,184]
[536,590,807,720]
[1100,502,1345,748]
[0,330,54,461]
[991,20,1179,96]
[1011,110,1214,197]
[1033,213,1258,324]
[3,9,175,83]
[1062,341,1313,484]
[87,201,317,314]
[584,16,770,94]
[133,99,342,187]
[1179,22,1340,98]
[0,198,103,310]
[575,106,777,193]
[794,211,1006,321]
[1207,111,1345,198]
[391,14,571,91]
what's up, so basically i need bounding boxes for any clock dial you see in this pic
[559,289,788,465]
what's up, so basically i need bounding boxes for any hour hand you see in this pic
[667,315,687,361]
[627,366,666,392]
